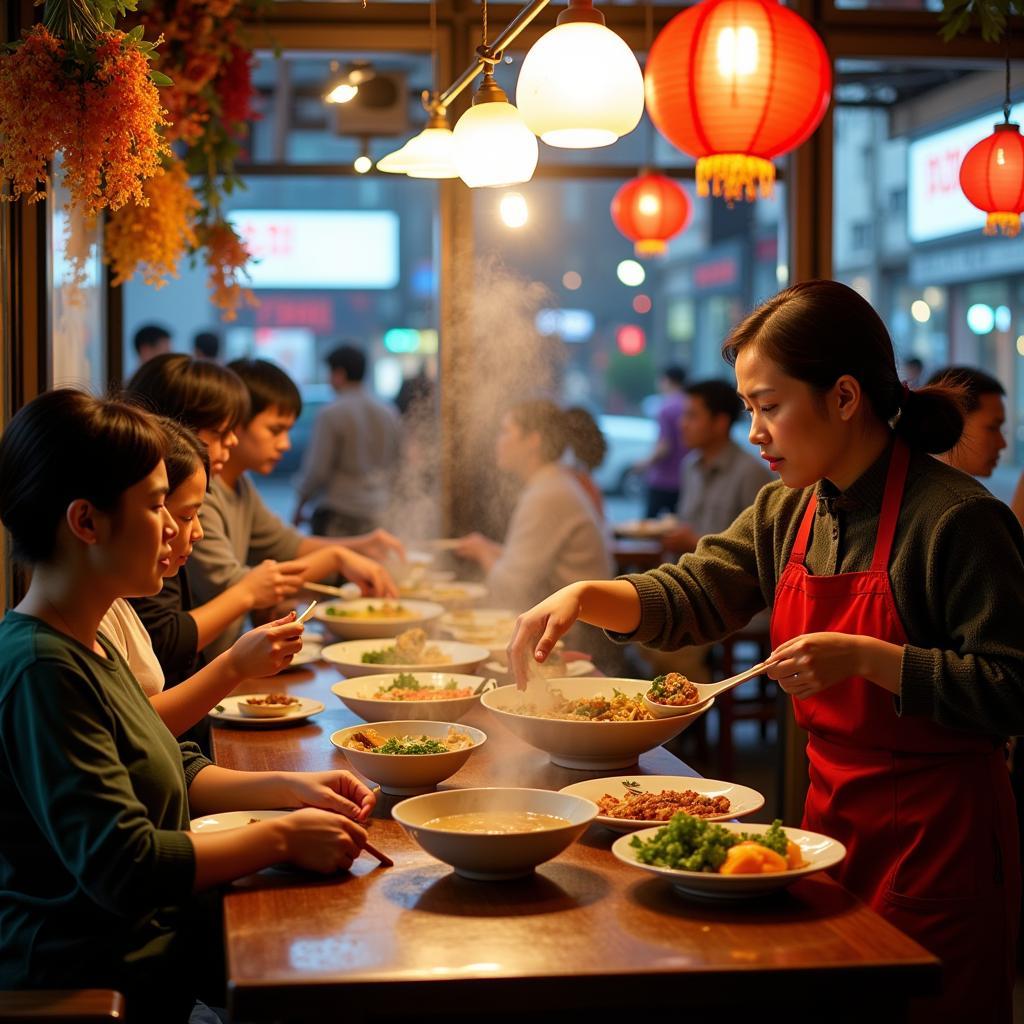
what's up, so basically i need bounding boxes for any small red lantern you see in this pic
[645,0,831,204]
[959,122,1024,238]
[610,173,690,257]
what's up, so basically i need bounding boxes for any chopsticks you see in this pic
[364,839,394,867]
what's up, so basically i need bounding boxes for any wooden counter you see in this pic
[213,663,939,1024]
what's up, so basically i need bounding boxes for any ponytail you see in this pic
[563,407,607,470]
[723,280,964,454]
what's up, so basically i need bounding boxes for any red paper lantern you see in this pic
[959,122,1024,238]
[610,173,691,257]
[645,0,831,204]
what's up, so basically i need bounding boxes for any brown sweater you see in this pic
[616,441,1024,738]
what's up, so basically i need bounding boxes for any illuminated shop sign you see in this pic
[229,210,400,289]
[908,103,1023,244]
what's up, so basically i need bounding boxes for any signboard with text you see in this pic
[908,103,1023,244]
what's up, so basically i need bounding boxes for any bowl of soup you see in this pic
[315,598,445,639]
[391,787,598,880]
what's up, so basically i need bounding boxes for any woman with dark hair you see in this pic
[454,399,613,614]
[508,280,1024,1023]
[125,355,306,684]
[0,390,375,1023]
[562,406,608,518]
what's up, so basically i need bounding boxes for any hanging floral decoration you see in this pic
[104,0,262,317]
[0,0,169,212]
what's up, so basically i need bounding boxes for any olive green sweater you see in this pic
[616,442,1024,737]
[0,611,211,1016]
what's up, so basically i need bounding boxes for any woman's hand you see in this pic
[276,807,368,874]
[225,612,304,678]
[243,559,305,609]
[766,632,874,699]
[453,532,503,569]
[506,584,585,689]
[335,548,399,598]
[279,769,377,822]
[345,528,406,564]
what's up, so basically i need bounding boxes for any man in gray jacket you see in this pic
[293,343,402,536]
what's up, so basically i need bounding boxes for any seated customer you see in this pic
[454,399,614,614]
[189,358,401,657]
[0,390,375,1024]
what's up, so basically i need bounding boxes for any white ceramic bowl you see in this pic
[612,821,847,899]
[439,608,518,657]
[558,775,765,832]
[481,678,711,770]
[398,581,488,608]
[391,787,598,880]
[321,638,490,678]
[330,720,486,795]
[315,598,445,640]
[331,672,487,723]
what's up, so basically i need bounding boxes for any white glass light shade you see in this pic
[452,100,539,188]
[403,127,460,179]
[377,144,413,173]
[517,22,644,148]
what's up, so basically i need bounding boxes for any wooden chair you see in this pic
[0,990,125,1023]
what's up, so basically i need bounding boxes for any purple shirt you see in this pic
[646,392,688,490]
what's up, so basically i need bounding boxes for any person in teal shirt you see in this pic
[0,390,377,1023]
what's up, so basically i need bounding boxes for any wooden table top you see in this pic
[213,661,940,1022]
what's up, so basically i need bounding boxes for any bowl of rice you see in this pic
[480,678,711,770]
[331,672,488,723]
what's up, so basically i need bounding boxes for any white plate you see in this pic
[330,720,487,795]
[190,809,291,833]
[315,598,445,640]
[209,694,325,727]
[321,639,490,678]
[274,638,323,673]
[558,775,765,832]
[331,672,486,723]
[484,658,597,679]
[614,517,679,539]
[398,581,488,607]
[481,679,709,770]
[612,821,847,899]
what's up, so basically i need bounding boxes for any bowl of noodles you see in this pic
[331,672,489,723]
[480,678,711,770]
[315,598,445,640]
[321,629,490,678]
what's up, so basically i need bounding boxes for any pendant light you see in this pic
[959,42,1024,237]
[377,0,459,178]
[452,0,538,188]
[516,0,644,149]
[611,173,690,257]
[644,0,831,204]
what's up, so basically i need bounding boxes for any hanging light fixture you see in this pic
[516,0,644,149]
[644,0,831,204]
[959,44,1024,237]
[453,0,537,188]
[611,173,690,257]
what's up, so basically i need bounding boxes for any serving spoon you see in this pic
[642,661,775,719]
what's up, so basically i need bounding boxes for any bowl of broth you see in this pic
[391,787,598,880]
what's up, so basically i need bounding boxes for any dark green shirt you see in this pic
[616,442,1024,737]
[0,611,210,1005]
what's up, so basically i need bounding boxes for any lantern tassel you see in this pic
[696,155,775,205]
[983,211,1021,237]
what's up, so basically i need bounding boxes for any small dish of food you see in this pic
[190,809,291,833]
[315,598,445,640]
[612,813,846,899]
[558,775,765,832]
[209,694,325,727]
[330,720,486,794]
[439,607,518,656]
[391,787,598,880]
[321,630,489,678]
[331,672,488,722]
[481,678,710,769]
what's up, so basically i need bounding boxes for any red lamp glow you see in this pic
[959,122,1024,238]
[644,0,831,204]
[610,173,690,257]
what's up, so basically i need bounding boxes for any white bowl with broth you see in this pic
[331,672,486,723]
[481,678,711,770]
[315,598,445,640]
[391,787,598,880]
[321,638,490,678]
[330,720,486,795]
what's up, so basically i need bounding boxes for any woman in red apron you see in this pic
[509,280,1024,1023]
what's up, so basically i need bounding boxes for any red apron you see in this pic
[770,439,1019,1024]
